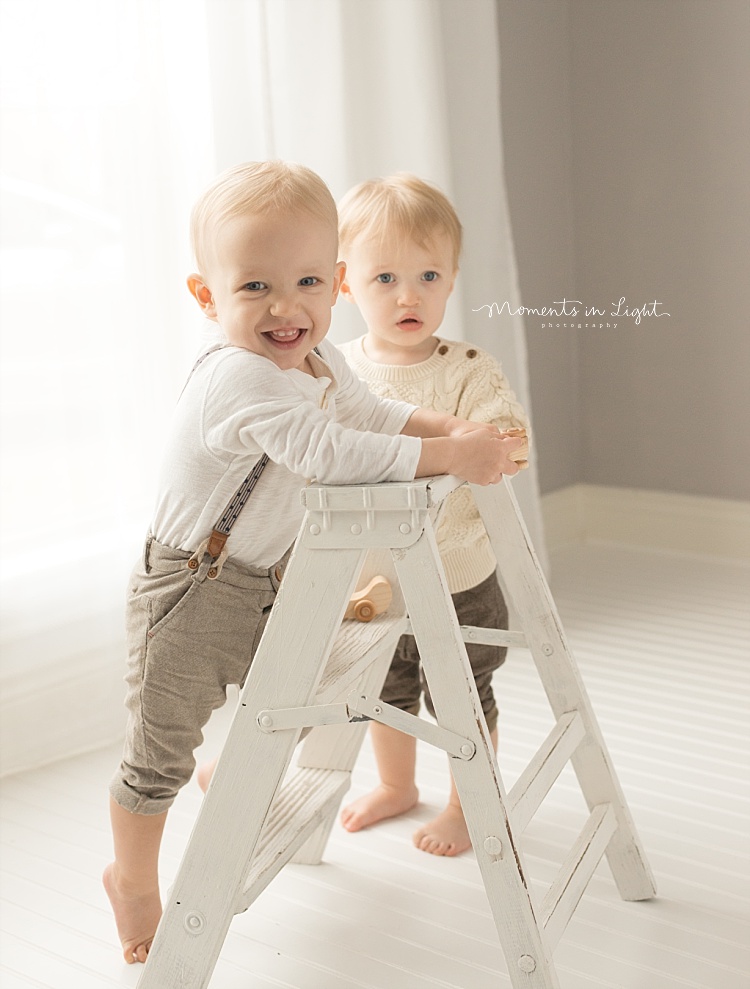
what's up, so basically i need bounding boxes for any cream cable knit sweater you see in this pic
[338,335,530,594]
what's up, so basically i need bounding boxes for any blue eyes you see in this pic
[376,271,439,284]
[243,277,319,291]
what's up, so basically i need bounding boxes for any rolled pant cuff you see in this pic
[109,778,176,816]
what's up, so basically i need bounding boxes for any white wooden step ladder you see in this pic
[137,474,656,989]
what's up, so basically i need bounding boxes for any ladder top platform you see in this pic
[301,474,464,513]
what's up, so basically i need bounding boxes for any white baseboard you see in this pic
[542,483,750,562]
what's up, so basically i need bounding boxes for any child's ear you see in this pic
[339,276,357,305]
[187,274,217,320]
[331,261,347,303]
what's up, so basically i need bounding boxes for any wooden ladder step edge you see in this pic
[541,802,618,949]
[315,612,407,704]
[236,767,351,913]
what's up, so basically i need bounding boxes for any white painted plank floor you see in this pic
[1,542,749,989]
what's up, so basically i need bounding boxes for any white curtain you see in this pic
[0,0,217,772]
[0,0,545,773]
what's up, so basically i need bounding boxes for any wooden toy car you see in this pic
[344,575,392,622]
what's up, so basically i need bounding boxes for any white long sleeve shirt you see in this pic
[152,339,421,567]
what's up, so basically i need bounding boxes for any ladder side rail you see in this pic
[472,480,657,902]
[393,522,560,989]
[137,539,366,989]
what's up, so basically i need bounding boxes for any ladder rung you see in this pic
[508,711,586,832]
[460,625,527,648]
[460,625,527,649]
[541,803,618,949]
[402,619,527,648]
[402,620,527,648]
[237,767,350,913]
[315,612,407,704]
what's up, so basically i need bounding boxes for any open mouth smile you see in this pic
[263,327,307,348]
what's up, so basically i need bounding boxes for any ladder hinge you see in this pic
[256,694,477,760]
[349,693,477,760]
[257,703,352,732]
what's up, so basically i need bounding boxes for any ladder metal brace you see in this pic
[257,703,354,731]
[257,691,477,761]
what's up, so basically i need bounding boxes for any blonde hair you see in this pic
[190,160,338,274]
[338,173,462,269]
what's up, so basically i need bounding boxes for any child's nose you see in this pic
[397,286,421,306]
[269,292,301,317]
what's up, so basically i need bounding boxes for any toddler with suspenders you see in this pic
[103,160,524,964]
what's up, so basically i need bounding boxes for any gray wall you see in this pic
[497,0,750,499]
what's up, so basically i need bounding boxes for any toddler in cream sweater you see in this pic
[337,173,530,856]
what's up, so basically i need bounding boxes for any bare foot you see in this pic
[413,803,472,857]
[196,757,218,793]
[340,783,419,832]
[103,862,162,964]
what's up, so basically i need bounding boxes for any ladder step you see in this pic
[236,767,350,913]
[315,611,407,704]
[541,803,618,949]
[508,711,586,832]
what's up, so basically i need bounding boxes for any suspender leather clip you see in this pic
[207,529,229,559]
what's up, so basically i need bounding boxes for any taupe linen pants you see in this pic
[110,536,287,815]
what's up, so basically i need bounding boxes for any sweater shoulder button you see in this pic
[437,345,449,355]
